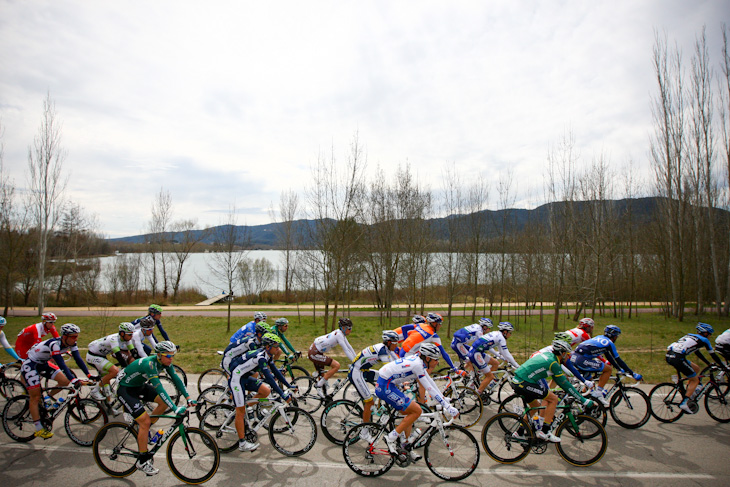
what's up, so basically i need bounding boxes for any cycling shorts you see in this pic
[468,351,495,372]
[716,343,730,362]
[374,377,411,412]
[308,343,332,375]
[511,378,549,402]
[229,374,264,408]
[450,340,470,361]
[348,368,377,401]
[86,353,114,374]
[21,359,62,390]
[571,354,607,373]
[118,383,159,419]
[665,351,696,378]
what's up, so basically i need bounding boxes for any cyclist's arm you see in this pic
[164,364,190,400]
[259,361,289,398]
[0,333,20,360]
[693,350,713,367]
[563,356,588,383]
[70,349,92,377]
[156,322,170,342]
[51,354,77,381]
[338,333,357,361]
[436,343,456,369]
[498,346,520,369]
[268,360,293,389]
[149,375,180,409]
[417,372,451,409]
[49,325,60,338]
[604,344,630,373]
[279,333,296,357]
[552,362,590,405]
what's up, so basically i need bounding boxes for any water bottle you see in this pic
[149,429,164,446]
[691,384,704,400]
[43,396,55,409]
[407,428,422,444]
[54,397,66,410]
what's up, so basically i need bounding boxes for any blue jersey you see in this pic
[452,324,484,345]
[573,334,632,374]
[230,321,256,343]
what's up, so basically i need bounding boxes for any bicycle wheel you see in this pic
[496,378,513,403]
[649,382,684,423]
[2,395,35,442]
[291,376,323,414]
[342,422,394,477]
[704,382,730,423]
[288,365,310,379]
[197,368,228,394]
[4,363,22,381]
[480,412,532,464]
[195,385,229,421]
[341,381,363,402]
[424,424,480,481]
[65,398,108,446]
[443,385,483,428]
[554,415,607,467]
[1,378,26,400]
[321,399,363,445]
[161,364,188,387]
[92,422,139,478]
[609,387,650,429]
[200,404,238,453]
[268,406,317,456]
[167,427,220,484]
[498,394,528,416]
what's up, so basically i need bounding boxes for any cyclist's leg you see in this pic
[117,384,158,460]
[684,362,701,398]
[350,368,374,421]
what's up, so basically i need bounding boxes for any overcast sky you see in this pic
[1,1,728,238]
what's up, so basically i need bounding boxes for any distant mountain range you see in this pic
[107,197,725,248]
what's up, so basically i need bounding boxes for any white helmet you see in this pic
[419,343,441,360]
[254,311,267,321]
[498,322,514,332]
[61,323,81,335]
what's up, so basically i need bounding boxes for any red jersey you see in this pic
[15,322,59,359]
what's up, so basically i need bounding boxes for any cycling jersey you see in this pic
[15,322,59,359]
[132,315,169,341]
[393,324,416,342]
[228,348,292,407]
[25,337,91,384]
[667,333,714,356]
[274,327,296,356]
[566,327,591,346]
[399,324,456,369]
[571,335,633,374]
[451,324,485,360]
[312,329,356,360]
[130,329,157,358]
[467,331,519,369]
[229,321,257,344]
[0,330,20,360]
[117,356,187,410]
[221,335,260,372]
[88,332,134,357]
[513,351,589,404]
[375,355,453,412]
[349,343,399,401]
[716,329,730,346]
[532,344,588,383]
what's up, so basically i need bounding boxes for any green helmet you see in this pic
[261,333,282,347]
[554,332,573,344]
[119,322,135,334]
[148,304,163,314]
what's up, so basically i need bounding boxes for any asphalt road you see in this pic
[1,383,727,487]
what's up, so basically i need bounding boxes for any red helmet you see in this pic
[42,312,57,323]
[578,318,595,331]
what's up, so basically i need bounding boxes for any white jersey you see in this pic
[480,331,520,369]
[28,337,78,364]
[351,343,398,370]
[313,329,356,361]
[88,332,133,356]
[130,329,157,358]
[377,355,452,409]
[716,329,730,346]
[0,330,12,350]
[566,327,591,346]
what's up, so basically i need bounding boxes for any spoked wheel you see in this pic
[554,415,607,467]
[161,364,188,387]
[0,378,26,400]
[65,398,108,446]
[92,422,139,478]
[480,412,533,464]
[268,406,317,456]
[291,377,323,414]
[342,422,395,477]
[498,394,528,416]
[166,427,220,484]
[443,386,483,428]
[609,387,650,429]
[195,385,230,421]
[704,382,730,423]
[2,395,36,442]
[424,424,480,481]
[321,399,364,445]
[200,404,238,453]
[649,382,684,423]
[197,368,228,394]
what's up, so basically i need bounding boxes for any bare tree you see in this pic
[719,24,730,315]
[169,218,208,301]
[238,257,275,303]
[463,174,490,321]
[27,93,68,314]
[147,188,173,299]
[269,190,300,302]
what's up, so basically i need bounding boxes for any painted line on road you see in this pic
[0,442,715,480]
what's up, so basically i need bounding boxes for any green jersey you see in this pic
[274,328,296,357]
[117,356,188,410]
[513,351,588,404]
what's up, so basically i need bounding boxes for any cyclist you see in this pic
[400,313,457,370]
[230,311,267,343]
[666,323,730,414]
[15,312,60,360]
[375,343,459,461]
[132,305,168,354]
[309,318,357,397]
[566,317,595,346]
[221,322,270,372]
[130,317,158,358]
[21,323,94,439]
[451,318,493,370]
[86,323,136,401]
[273,317,299,361]
[226,333,296,453]
[349,331,400,425]
[392,315,425,356]
[511,338,595,443]
[570,325,642,407]
[467,321,520,399]
[531,332,594,391]
[715,327,730,363]
[0,317,21,361]
[116,341,193,476]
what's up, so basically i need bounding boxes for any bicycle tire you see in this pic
[424,424,480,481]
[649,382,684,423]
[167,426,220,484]
[704,382,730,423]
[3,363,22,381]
[291,376,323,413]
[554,415,607,467]
[496,378,513,403]
[341,381,362,402]
[480,412,532,464]
[268,406,317,456]
[498,394,528,416]
[287,365,310,379]
[197,368,228,394]
[0,378,26,399]
[342,422,394,477]
[64,398,108,446]
[1,395,35,442]
[195,385,229,421]
[92,421,139,478]
[584,401,608,427]
[609,386,650,429]
[321,399,364,445]
[200,404,238,453]
[443,385,483,428]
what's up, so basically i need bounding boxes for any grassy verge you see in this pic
[2,312,727,383]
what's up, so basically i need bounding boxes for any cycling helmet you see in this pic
[155,341,177,354]
[255,323,269,335]
[554,331,573,344]
[552,340,572,355]
[118,322,135,334]
[254,311,267,321]
[262,333,282,347]
[139,316,155,329]
[579,317,595,331]
[419,343,442,360]
[382,330,399,343]
[603,325,622,338]
[696,323,714,335]
[426,313,443,324]
[275,317,289,328]
[339,318,353,330]
[0,317,6,326]
[412,315,426,324]
[148,304,162,315]
[479,317,493,329]
[60,323,81,335]
[498,322,514,332]
[42,312,57,322]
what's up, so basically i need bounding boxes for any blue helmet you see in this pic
[604,325,621,338]
[0,316,6,326]
[696,323,714,335]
